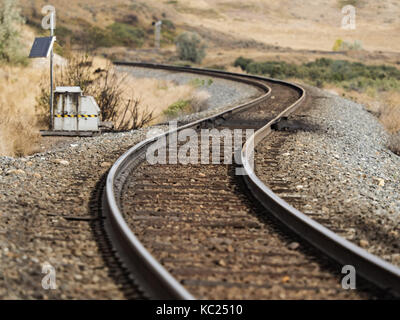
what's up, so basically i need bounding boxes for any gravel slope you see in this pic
[255,85,400,267]
[117,66,262,111]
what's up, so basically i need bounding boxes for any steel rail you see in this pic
[105,62,400,299]
[104,63,272,299]
[241,81,400,297]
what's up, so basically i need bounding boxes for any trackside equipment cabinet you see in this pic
[53,86,101,132]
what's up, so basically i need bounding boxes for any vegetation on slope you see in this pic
[0,0,27,65]
[234,57,400,92]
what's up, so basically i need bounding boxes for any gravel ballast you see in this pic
[255,85,400,267]
[0,129,158,299]
[1,64,398,299]
[0,67,263,299]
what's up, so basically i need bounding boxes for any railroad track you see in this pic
[102,62,400,299]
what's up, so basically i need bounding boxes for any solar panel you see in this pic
[29,36,55,58]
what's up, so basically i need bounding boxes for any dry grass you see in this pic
[379,92,400,134]
[158,0,400,52]
[0,52,198,156]
[0,64,43,156]
[19,0,400,53]
[47,54,197,124]
[121,76,196,122]
[388,134,400,156]
[190,90,211,113]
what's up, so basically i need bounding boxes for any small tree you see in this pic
[0,0,25,64]
[176,32,206,63]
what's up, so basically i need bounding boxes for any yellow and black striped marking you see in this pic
[55,114,98,118]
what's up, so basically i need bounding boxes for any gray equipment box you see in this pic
[53,86,101,132]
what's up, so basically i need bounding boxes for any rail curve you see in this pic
[103,62,400,299]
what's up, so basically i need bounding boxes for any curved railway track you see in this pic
[102,62,400,299]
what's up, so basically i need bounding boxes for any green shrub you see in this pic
[189,78,213,88]
[81,23,146,49]
[245,61,299,78]
[162,19,175,30]
[207,64,226,71]
[234,57,400,93]
[173,62,192,68]
[36,54,154,131]
[338,0,360,7]
[333,39,363,51]
[176,32,206,63]
[163,100,190,118]
[57,26,73,40]
[0,0,26,64]
[161,20,177,45]
[234,57,253,71]
[107,23,145,47]
[332,39,343,51]
[86,26,116,48]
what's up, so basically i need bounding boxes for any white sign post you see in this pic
[49,12,55,130]
[155,20,162,51]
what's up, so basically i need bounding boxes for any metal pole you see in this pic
[50,12,54,130]
[155,21,162,51]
